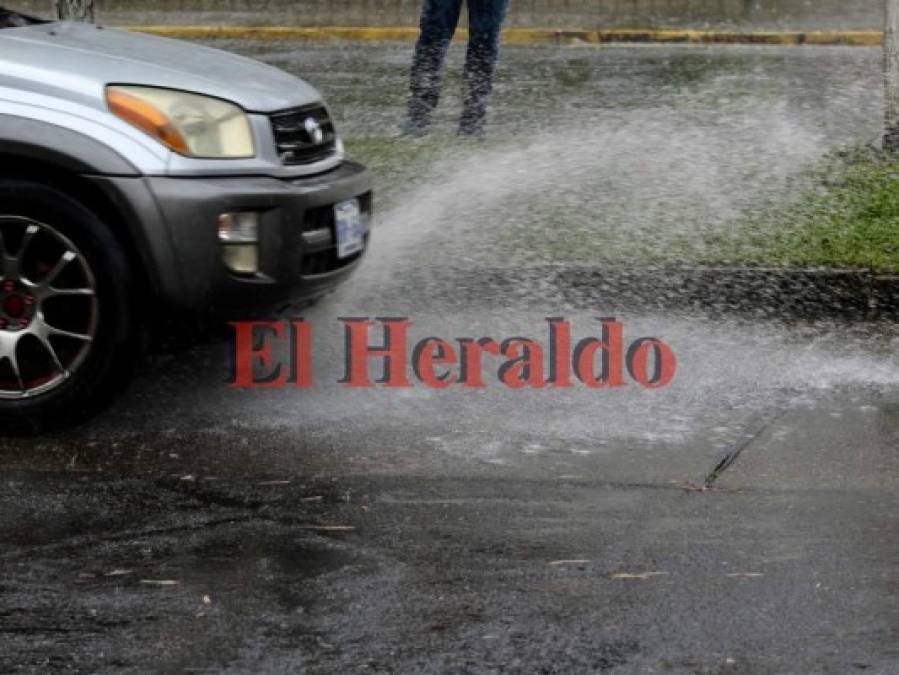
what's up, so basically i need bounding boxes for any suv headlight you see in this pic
[106,85,255,159]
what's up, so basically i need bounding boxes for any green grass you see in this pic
[724,148,899,271]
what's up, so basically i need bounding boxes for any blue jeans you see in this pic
[407,0,510,135]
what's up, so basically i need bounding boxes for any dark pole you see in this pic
[885,0,899,151]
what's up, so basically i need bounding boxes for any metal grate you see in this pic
[270,103,337,166]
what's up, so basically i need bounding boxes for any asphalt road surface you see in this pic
[2,43,899,673]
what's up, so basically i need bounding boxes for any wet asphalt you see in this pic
[3,43,899,673]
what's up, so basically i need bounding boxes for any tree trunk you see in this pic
[54,0,95,22]
[885,0,899,151]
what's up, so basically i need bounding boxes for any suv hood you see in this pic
[0,21,321,112]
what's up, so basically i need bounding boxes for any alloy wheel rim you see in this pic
[0,216,98,399]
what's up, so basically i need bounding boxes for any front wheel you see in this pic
[0,181,141,434]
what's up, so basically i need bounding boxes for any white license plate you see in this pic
[335,199,364,259]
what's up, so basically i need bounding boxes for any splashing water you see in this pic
[361,103,825,287]
[68,44,899,463]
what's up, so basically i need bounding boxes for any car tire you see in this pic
[0,180,141,435]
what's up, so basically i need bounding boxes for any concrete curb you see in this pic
[474,266,899,318]
[127,26,883,46]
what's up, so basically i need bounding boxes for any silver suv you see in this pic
[0,7,372,432]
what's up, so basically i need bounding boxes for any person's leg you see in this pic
[405,0,464,135]
[459,0,510,136]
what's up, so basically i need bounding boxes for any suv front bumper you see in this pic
[94,161,372,316]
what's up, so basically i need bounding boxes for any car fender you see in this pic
[0,90,171,176]
[0,114,141,175]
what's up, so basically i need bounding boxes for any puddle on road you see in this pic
[14,310,899,479]
[186,525,365,610]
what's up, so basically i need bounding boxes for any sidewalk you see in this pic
[12,0,883,32]
[130,25,884,46]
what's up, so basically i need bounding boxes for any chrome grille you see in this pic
[270,104,337,165]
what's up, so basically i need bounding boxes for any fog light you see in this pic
[218,212,260,275]
[218,212,259,244]
[221,245,258,275]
